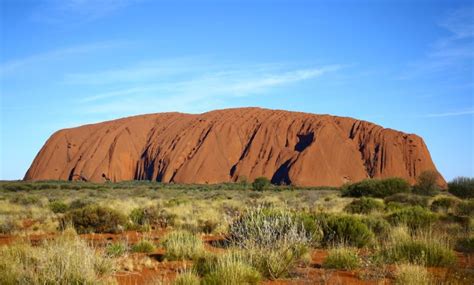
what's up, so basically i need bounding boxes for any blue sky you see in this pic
[0,0,473,181]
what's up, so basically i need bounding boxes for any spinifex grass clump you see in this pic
[196,251,261,285]
[0,228,115,285]
[394,263,431,285]
[227,207,311,279]
[173,270,201,285]
[132,239,156,253]
[161,230,205,260]
[322,246,360,270]
[381,229,456,267]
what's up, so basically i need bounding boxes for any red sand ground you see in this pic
[1,231,472,284]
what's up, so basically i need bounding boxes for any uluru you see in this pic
[24,108,445,187]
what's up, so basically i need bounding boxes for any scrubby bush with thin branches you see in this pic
[228,207,311,279]
[63,205,127,234]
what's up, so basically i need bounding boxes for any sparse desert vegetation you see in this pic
[0,179,472,284]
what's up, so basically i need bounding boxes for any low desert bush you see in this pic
[106,242,128,257]
[413,170,441,196]
[0,217,18,234]
[49,200,68,213]
[161,230,205,260]
[344,197,384,214]
[322,247,359,270]
[361,216,391,237]
[455,237,474,253]
[129,205,175,228]
[63,205,127,234]
[382,237,456,266]
[252,177,270,191]
[198,251,261,284]
[173,270,200,285]
[10,194,40,205]
[455,200,474,216]
[316,214,374,247]
[342,178,410,198]
[384,193,429,208]
[0,229,115,284]
[386,206,437,231]
[430,197,459,213]
[394,263,431,285]
[132,239,155,253]
[448,177,474,199]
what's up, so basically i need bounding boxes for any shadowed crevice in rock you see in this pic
[294,133,314,152]
[271,159,292,185]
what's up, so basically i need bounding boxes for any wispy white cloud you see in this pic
[398,6,474,79]
[75,62,342,114]
[0,41,128,76]
[421,109,474,118]
[33,0,143,23]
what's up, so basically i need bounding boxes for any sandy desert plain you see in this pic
[0,177,472,285]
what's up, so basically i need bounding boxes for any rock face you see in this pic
[24,108,446,187]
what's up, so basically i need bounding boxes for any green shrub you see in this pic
[342,178,410,198]
[132,239,155,253]
[413,170,440,196]
[322,247,360,270]
[344,197,384,214]
[197,219,219,234]
[161,230,205,260]
[455,237,474,253]
[430,197,459,213]
[361,216,391,237]
[455,200,474,217]
[106,242,128,257]
[69,199,93,210]
[174,271,200,285]
[199,251,261,284]
[129,206,174,228]
[382,238,456,266]
[63,205,127,234]
[252,177,270,191]
[384,193,429,208]
[0,218,18,234]
[10,194,40,205]
[387,206,437,231]
[448,177,474,199]
[49,201,68,213]
[316,214,374,247]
